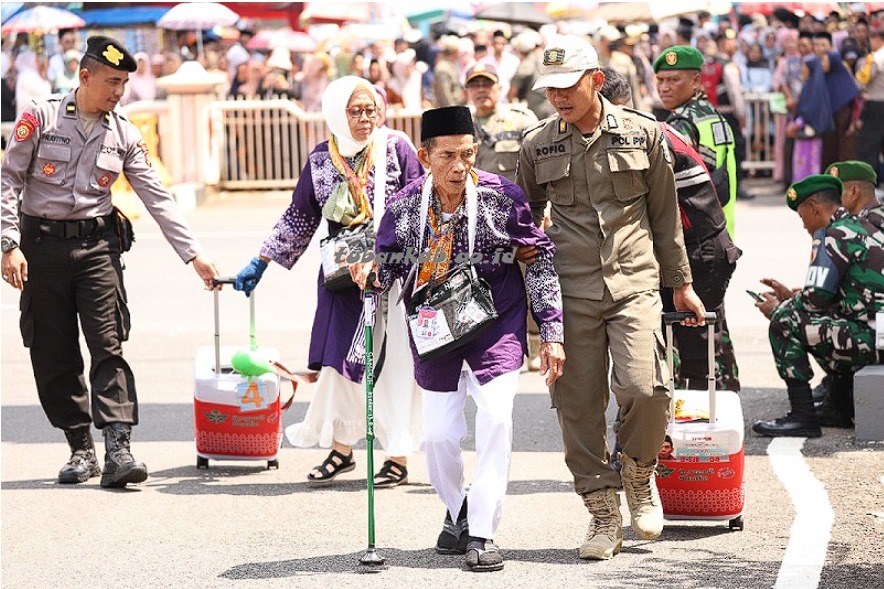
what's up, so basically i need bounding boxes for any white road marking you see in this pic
[769,437,834,589]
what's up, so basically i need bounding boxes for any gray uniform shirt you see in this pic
[517,95,691,301]
[1,92,202,262]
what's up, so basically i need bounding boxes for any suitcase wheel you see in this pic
[728,516,744,531]
[267,459,279,470]
[197,456,209,469]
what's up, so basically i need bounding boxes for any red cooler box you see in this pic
[193,287,282,469]
[656,313,745,530]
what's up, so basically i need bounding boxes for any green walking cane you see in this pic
[359,274,387,572]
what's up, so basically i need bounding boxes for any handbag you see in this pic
[407,263,498,361]
[404,173,498,361]
[319,223,375,291]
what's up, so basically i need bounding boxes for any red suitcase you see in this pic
[193,287,282,469]
[656,312,745,530]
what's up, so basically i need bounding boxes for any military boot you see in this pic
[620,454,664,540]
[579,488,622,560]
[100,423,148,488]
[58,427,101,484]
[815,372,854,428]
[753,381,821,438]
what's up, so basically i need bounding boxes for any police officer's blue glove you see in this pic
[234,257,268,297]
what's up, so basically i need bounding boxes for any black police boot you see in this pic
[816,372,854,428]
[58,427,101,484]
[752,381,822,438]
[100,423,148,488]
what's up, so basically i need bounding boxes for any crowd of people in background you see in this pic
[4,6,884,189]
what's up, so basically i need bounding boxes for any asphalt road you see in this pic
[2,180,882,589]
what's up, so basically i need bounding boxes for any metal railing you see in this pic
[742,92,777,173]
[206,97,424,191]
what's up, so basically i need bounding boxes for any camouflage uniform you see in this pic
[769,208,884,383]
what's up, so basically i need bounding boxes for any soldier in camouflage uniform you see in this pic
[752,175,884,437]
[654,45,741,391]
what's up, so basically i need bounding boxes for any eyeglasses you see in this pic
[346,107,378,119]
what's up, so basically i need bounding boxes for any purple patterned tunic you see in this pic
[376,169,564,392]
[259,133,423,382]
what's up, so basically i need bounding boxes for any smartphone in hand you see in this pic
[746,290,764,303]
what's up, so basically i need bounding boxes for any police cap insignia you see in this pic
[85,35,137,72]
[103,45,124,66]
[786,188,798,201]
[665,51,678,65]
[543,48,566,66]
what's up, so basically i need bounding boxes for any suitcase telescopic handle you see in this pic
[211,277,256,375]
[663,311,718,423]
[662,311,718,324]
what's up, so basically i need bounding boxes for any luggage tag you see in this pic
[236,377,268,411]
[409,304,454,357]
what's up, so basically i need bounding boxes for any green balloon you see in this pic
[231,348,273,377]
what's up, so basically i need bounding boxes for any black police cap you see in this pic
[84,35,137,72]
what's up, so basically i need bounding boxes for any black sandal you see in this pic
[373,460,408,488]
[307,449,356,485]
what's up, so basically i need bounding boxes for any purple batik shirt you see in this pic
[376,169,564,392]
[259,134,423,382]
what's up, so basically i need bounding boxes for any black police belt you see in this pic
[22,213,115,239]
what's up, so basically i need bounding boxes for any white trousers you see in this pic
[422,367,519,540]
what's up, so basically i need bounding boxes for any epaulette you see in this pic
[620,106,657,122]
[523,118,546,134]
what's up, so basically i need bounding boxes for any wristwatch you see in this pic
[1,237,18,253]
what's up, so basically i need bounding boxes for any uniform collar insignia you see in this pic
[66,104,76,112]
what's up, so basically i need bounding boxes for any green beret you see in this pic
[786,175,843,211]
[84,35,137,72]
[653,45,704,73]
[825,160,877,184]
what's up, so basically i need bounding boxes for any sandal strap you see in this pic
[311,449,354,479]
[374,460,407,481]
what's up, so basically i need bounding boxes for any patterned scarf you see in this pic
[416,202,460,288]
[328,135,374,227]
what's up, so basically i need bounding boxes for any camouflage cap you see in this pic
[786,175,843,211]
[84,35,137,72]
[825,160,877,185]
[653,45,704,73]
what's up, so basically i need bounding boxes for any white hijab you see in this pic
[320,75,377,157]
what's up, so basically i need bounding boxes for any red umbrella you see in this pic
[1,5,85,35]
[246,28,317,53]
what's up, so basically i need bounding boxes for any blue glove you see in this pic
[234,257,268,297]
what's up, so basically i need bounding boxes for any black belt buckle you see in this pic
[63,221,82,239]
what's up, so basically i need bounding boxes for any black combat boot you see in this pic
[58,427,101,484]
[752,380,822,438]
[815,372,854,428]
[100,423,148,488]
[811,374,831,407]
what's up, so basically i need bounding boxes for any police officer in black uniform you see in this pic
[0,36,220,488]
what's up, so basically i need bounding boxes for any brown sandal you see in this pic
[307,449,356,485]
[373,460,408,488]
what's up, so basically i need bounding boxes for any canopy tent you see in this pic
[76,6,172,28]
